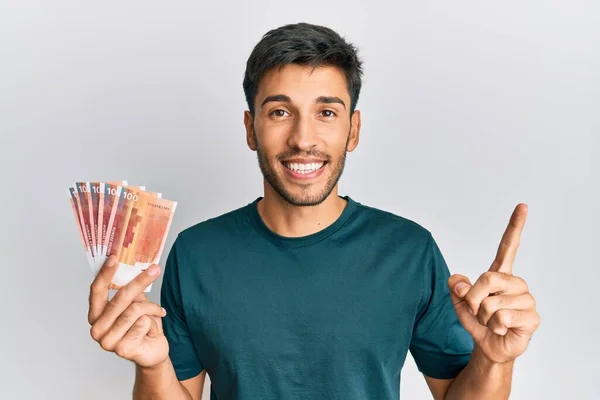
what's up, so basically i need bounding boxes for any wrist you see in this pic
[472,344,515,370]
[136,357,170,375]
[134,357,183,397]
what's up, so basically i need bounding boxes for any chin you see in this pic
[282,192,328,207]
[275,180,335,207]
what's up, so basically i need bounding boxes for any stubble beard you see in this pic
[254,131,349,207]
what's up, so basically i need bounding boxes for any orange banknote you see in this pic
[74,182,97,264]
[107,188,176,292]
[96,182,161,269]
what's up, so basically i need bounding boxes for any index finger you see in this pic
[93,264,162,325]
[489,203,528,274]
[88,255,119,325]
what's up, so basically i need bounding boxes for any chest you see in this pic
[182,245,423,373]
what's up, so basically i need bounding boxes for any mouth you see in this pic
[282,160,326,175]
[280,159,327,180]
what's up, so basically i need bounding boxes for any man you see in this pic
[88,23,540,399]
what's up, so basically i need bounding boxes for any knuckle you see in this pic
[527,293,536,307]
[135,315,152,332]
[480,297,494,314]
[497,309,513,325]
[482,271,496,285]
[90,281,102,296]
[512,275,527,290]
[520,277,529,292]
[90,325,102,342]
[99,336,113,352]
[90,279,100,291]
[114,343,128,359]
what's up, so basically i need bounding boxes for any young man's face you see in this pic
[244,64,361,206]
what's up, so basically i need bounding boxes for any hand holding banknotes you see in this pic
[88,255,169,368]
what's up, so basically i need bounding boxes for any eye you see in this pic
[320,109,337,118]
[270,109,289,118]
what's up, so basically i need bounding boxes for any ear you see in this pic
[346,110,361,152]
[244,110,257,151]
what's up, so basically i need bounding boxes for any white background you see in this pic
[1,1,598,399]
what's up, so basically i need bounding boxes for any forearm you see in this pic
[445,345,514,400]
[133,358,192,400]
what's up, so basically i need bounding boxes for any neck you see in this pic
[257,184,347,238]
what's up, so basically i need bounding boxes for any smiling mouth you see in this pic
[282,161,326,175]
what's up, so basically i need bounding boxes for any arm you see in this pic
[424,345,513,400]
[133,358,206,400]
[444,345,513,399]
[436,205,539,399]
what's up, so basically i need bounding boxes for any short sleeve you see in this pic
[160,238,204,381]
[409,234,474,379]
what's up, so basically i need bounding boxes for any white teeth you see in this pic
[283,162,325,174]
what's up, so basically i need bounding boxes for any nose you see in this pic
[287,114,317,151]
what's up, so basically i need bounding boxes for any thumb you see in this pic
[448,274,486,342]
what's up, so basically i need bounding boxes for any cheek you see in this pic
[321,123,351,145]
[256,125,288,147]
[325,137,349,156]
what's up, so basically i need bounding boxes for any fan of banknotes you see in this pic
[68,181,177,292]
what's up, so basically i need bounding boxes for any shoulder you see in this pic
[352,198,433,246]
[174,201,254,254]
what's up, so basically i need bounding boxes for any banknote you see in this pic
[105,186,135,266]
[110,190,177,292]
[95,181,135,267]
[90,182,101,262]
[75,182,99,272]
[73,183,96,262]
[96,183,117,269]
[69,188,94,269]
[103,186,159,257]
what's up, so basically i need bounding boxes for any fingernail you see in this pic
[468,307,475,316]
[455,282,469,296]
[161,307,167,315]
[148,265,160,276]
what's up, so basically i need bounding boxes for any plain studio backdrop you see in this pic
[1,1,598,399]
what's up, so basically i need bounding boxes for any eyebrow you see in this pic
[260,94,346,109]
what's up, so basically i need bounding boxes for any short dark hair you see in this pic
[243,22,363,116]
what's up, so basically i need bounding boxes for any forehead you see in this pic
[256,64,349,104]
